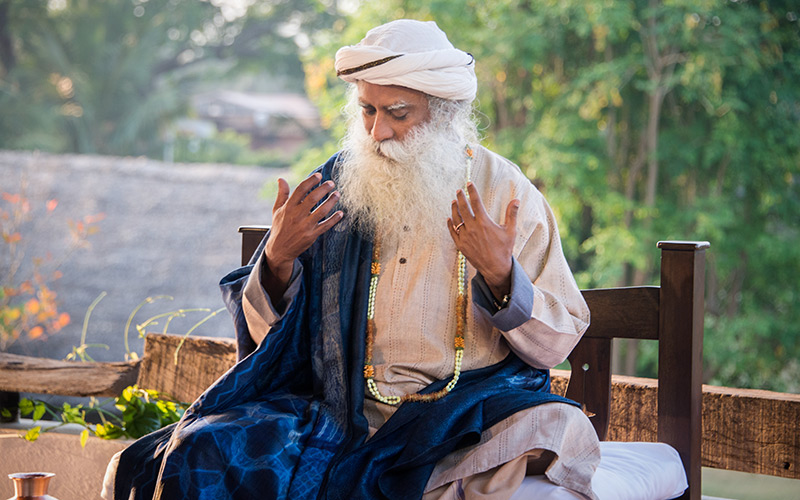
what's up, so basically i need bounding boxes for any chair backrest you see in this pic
[567,241,708,500]
[238,226,708,500]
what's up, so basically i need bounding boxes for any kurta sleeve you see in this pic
[471,147,590,370]
[470,258,535,332]
[242,248,304,346]
[502,190,590,369]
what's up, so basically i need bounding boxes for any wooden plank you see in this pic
[566,337,612,440]
[554,370,659,443]
[0,353,140,397]
[553,370,800,480]
[702,384,800,479]
[136,333,236,404]
[581,287,660,340]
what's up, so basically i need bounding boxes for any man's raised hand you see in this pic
[263,173,343,295]
[447,182,519,301]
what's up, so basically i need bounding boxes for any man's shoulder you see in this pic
[475,144,517,168]
[474,145,539,192]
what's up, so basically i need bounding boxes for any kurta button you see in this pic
[399,257,407,264]
[403,226,410,232]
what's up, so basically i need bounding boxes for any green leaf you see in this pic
[1,408,11,418]
[18,398,34,416]
[95,422,124,440]
[23,426,41,442]
[32,402,46,421]
[124,404,162,439]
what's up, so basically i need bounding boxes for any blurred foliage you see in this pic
[300,0,800,392]
[0,0,337,158]
[1,189,103,351]
[13,385,188,446]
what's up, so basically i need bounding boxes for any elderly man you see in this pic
[105,19,599,500]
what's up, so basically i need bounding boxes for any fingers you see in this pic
[317,210,344,233]
[454,188,474,221]
[272,178,290,214]
[454,182,490,222]
[504,199,520,235]
[450,198,462,226]
[446,217,461,244]
[281,173,339,218]
[466,182,489,221]
[310,189,341,224]
[288,173,330,207]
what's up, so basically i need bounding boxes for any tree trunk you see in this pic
[0,0,15,76]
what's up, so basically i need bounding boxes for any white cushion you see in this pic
[511,441,688,500]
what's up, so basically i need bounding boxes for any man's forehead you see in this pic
[356,81,429,108]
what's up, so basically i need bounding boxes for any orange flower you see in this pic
[46,199,58,212]
[56,312,70,328]
[3,232,21,244]
[25,299,40,314]
[84,213,105,224]
[29,326,44,339]
[51,312,70,331]
[2,192,20,204]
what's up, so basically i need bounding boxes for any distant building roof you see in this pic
[191,91,321,152]
[194,91,319,125]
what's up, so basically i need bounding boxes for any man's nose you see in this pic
[370,114,394,142]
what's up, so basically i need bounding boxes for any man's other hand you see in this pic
[264,173,343,295]
[447,182,518,300]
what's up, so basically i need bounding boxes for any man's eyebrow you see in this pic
[357,100,413,111]
[386,101,411,111]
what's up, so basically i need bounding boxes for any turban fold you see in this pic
[334,19,477,102]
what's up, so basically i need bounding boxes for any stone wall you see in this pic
[1,150,284,363]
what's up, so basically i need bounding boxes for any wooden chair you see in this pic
[240,225,709,500]
[568,241,708,500]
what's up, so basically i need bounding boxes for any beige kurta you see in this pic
[242,145,600,499]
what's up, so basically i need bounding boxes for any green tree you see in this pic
[0,0,336,157]
[301,0,800,392]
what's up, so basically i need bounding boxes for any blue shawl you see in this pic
[113,154,576,500]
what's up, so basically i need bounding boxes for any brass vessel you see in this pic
[6,473,57,500]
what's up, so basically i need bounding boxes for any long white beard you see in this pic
[337,113,472,245]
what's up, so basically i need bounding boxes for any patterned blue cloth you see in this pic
[113,154,578,500]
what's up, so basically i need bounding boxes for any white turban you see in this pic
[334,19,477,102]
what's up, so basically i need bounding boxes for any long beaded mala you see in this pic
[363,146,473,405]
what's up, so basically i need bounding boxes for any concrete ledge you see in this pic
[0,419,130,499]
